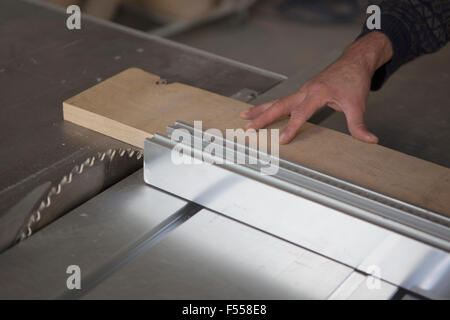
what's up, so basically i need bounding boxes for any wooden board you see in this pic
[63,68,450,215]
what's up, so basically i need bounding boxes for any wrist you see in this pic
[341,31,393,76]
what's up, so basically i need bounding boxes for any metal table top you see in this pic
[0,170,397,300]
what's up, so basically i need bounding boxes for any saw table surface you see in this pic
[0,170,398,300]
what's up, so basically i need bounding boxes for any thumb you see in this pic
[344,108,379,144]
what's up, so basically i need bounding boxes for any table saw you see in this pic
[0,0,449,300]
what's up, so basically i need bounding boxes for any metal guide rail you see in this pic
[144,121,450,299]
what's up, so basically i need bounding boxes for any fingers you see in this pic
[279,97,320,144]
[240,90,307,121]
[240,100,277,120]
[244,98,292,130]
[344,108,379,144]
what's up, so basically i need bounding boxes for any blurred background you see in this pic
[41,0,370,77]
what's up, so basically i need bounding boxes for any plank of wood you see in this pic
[63,68,450,215]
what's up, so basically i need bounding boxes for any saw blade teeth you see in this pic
[71,165,79,175]
[98,152,107,161]
[26,226,32,237]
[49,187,57,196]
[83,157,94,167]
[22,147,143,241]
[45,196,51,207]
[60,176,68,185]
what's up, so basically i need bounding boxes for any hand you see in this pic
[240,32,393,144]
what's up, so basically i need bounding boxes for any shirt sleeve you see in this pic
[358,0,450,90]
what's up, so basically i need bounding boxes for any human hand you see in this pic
[240,32,393,144]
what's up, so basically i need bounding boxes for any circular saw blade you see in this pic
[19,148,143,242]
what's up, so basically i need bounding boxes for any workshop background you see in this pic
[41,0,450,168]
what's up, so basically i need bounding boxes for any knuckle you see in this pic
[254,113,272,127]
[290,107,312,121]
[272,99,288,112]
[252,117,264,127]
[285,125,299,136]
[307,81,328,95]
[248,107,258,114]
[354,122,366,129]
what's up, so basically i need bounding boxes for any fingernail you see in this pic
[244,123,253,130]
[279,133,286,144]
[367,134,379,144]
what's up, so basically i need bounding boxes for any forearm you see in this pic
[358,0,450,90]
[341,31,393,78]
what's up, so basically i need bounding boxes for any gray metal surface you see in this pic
[0,170,359,300]
[359,234,450,300]
[84,209,352,300]
[0,171,188,299]
[0,0,284,225]
[328,272,397,300]
[143,130,450,299]
[0,182,51,253]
